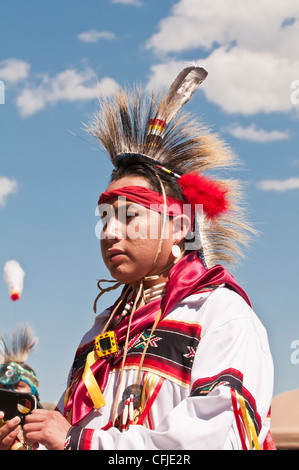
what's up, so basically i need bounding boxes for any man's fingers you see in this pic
[0,415,21,450]
[22,430,41,447]
[23,410,50,446]
[0,427,20,449]
[0,415,21,434]
[24,408,52,423]
[23,409,70,450]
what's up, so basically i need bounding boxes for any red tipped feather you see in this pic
[178,173,229,220]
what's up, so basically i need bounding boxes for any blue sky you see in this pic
[0,0,299,403]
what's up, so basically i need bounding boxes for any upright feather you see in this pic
[157,66,208,123]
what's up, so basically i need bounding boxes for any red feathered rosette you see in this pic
[178,173,229,220]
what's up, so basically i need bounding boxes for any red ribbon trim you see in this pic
[136,376,165,427]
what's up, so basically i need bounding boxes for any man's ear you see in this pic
[172,214,192,244]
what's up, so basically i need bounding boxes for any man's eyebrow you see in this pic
[99,200,143,216]
[114,200,144,210]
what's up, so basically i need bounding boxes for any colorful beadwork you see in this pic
[94,331,119,359]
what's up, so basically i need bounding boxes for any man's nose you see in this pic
[104,216,123,240]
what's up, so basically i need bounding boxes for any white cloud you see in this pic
[200,48,299,115]
[257,177,299,191]
[16,68,119,117]
[0,58,30,84]
[0,177,18,207]
[145,0,299,115]
[146,0,299,57]
[146,52,299,114]
[78,29,116,43]
[224,123,290,142]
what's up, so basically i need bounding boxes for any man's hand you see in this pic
[0,412,22,450]
[23,409,71,450]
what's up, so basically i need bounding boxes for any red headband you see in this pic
[98,172,229,222]
[98,186,190,218]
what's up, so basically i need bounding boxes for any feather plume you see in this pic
[178,173,229,220]
[4,260,25,301]
[0,324,38,364]
[156,66,208,123]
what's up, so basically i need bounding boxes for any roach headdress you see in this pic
[0,324,39,398]
[87,66,255,268]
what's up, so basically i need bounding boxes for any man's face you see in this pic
[100,176,175,286]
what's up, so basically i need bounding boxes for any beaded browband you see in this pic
[0,361,39,398]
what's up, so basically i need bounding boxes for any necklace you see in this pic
[144,282,167,303]
[108,281,167,428]
[107,282,167,331]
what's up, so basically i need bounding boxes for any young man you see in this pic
[23,67,275,450]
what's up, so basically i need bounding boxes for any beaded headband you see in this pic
[0,361,39,398]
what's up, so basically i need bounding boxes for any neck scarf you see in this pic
[64,251,251,426]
